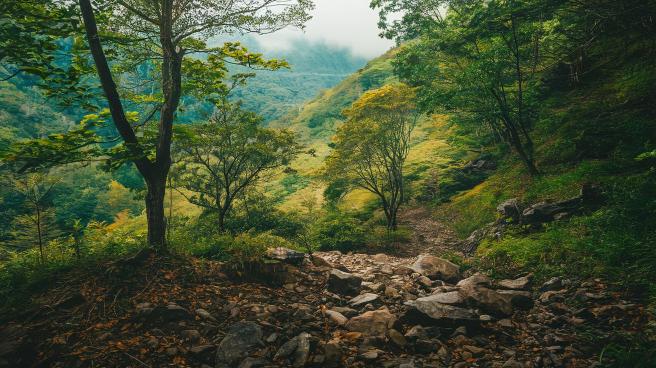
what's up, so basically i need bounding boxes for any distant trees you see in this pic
[173,103,302,233]
[326,83,417,230]
[372,0,554,175]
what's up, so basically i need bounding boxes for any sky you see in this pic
[254,0,396,58]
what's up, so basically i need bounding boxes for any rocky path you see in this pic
[0,208,652,367]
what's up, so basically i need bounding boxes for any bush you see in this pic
[313,212,366,252]
[367,226,412,248]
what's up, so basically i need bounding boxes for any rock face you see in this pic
[410,255,460,282]
[215,322,263,367]
[327,269,362,296]
[345,308,396,336]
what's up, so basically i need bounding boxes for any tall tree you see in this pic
[3,0,313,249]
[372,0,554,175]
[326,83,417,230]
[173,102,302,232]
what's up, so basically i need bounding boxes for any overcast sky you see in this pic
[253,0,396,58]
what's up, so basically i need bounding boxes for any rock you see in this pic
[394,266,415,276]
[503,358,524,368]
[464,345,485,356]
[407,297,477,325]
[327,269,362,296]
[348,293,379,307]
[380,264,394,274]
[384,287,400,298]
[215,321,263,367]
[322,340,343,367]
[388,329,407,347]
[324,310,348,326]
[498,276,531,290]
[331,306,358,317]
[181,329,201,343]
[346,308,397,336]
[189,345,216,363]
[359,349,382,361]
[418,291,464,305]
[238,357,268,368]
[459,285,514,316]
[416,276,433,288]
[147,303,192,323]
[274,333,311,368]
[372,253,389,263]
[456,273,492,288]
[497,290,534,310]
[497,198,522,222]
[541,277,563,292]
[293,332,311,368]
[311,254,333,268]
[266,247,305,265]
[195,308,217,322]
[410,255,460,281]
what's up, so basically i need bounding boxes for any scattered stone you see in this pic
[215,322,263,367]
[421,291,464,305]
[327,269,362,296]
[388,329,407,347]
[459,285,514,316]
[498,276,531,290]
[497,290,534,310]
[407,297,477,325]
[346,308,396,336]
[456,273,491,288]
[348,293,379,307]
[541,277,563,292]
[195,308,217,322]
[410,255,460,281]
[324,310,348,326]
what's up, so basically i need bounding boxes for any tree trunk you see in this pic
[36,206,44,264]
[218,211,226,233]
[145,175,167,248]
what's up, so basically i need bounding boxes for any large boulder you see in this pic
[345,308,396,336]
[410,255,460,281]
[215,322,264,367]
[327,269,362,296]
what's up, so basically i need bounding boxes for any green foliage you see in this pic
[313,211,366,252]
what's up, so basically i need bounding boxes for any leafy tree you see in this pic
[326,83,417,230]
[6,172,61,263]
[173,103,302,233]
[3,0,313,248]
[372,0,554,175]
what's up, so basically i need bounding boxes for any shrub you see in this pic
[313,212,366,252]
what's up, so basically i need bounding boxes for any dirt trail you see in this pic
[0,208,651,368]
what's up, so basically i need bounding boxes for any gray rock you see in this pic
[497,198,522,222]
[266,247,305,265]
[456,273,491,288]
[541,277,563,292]
[419,291,464,305]
[410,255,460,281]
[327,269,362,296]
[348,293,380,307]
[407,297,477,324]
[215,322,263,367]
[498,276,531,290]
[497,290,534,310]
[459,285,514,316]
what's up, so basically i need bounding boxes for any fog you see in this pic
[254,0,396,58]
